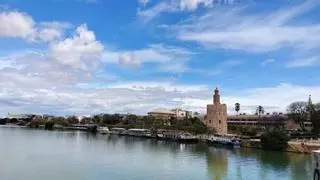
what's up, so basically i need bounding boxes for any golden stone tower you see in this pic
[205,88,228,134]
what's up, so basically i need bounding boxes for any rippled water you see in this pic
[0,127,313,180]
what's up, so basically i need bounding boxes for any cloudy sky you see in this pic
[0,0,319,116]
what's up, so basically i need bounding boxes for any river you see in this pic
[0,127,312,180]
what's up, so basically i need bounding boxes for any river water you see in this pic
[0,127,313,180]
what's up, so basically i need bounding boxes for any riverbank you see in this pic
[2,124,319,154]
[241,139,320,154]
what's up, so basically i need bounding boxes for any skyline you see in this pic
[0,0,319,116]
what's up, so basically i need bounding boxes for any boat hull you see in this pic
[207,140,240,148]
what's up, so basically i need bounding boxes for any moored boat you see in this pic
[207,134,241,148]
[98,127,109,134]
[157,130,198,143]
[110,128,126,135]
[177,132,198,143]
[128,129,152,138]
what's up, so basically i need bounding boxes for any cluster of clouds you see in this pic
[0,11,71,42]
[0,1,319,116]
[156,0,320,67]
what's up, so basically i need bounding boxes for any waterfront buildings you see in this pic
[205,88,228,134]
[147,108,192,121]
[148,109,176,120]
[227,114,286,129]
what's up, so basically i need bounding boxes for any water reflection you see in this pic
[206,148,228,180]
[0,128,313,180]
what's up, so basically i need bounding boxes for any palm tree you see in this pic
[256,105,265,118]
[235,103,240,115]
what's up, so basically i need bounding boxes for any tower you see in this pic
[205,87,228,134]
[214,88,220,105]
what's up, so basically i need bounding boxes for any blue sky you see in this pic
[0,0,319,116]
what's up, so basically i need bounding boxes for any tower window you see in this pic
[219,120,221,124]
[209,120,212,124]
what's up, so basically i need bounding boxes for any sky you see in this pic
[0,0,319,117]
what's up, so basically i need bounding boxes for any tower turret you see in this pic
[214,87,220,105]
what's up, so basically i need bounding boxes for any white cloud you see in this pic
[180,0,213,11]
[1,75,319,116]
[49,24,104,71]
[0,10,71,42]
[261,59,275,66]
[0,11,34,38]
[119,52,141,67]
[166,1,320,52]
[287,56,320,68]
[103,44,193,71]
[137,1,178,23]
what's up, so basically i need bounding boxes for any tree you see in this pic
[256,105,265,118]
[287,101,308,131]
[311,103,320,133]
[0,118,6,125]
[235,103,240,115]
[67,116,79,124]
[92,115,101,124]
[260,128,289,151]
[45,120,55,130]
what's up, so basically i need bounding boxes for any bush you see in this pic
[28,119,46,128]
[0,119,6,125]
[45,120,55,130]
[260,128,289,151]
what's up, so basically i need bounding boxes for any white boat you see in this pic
[110,128,126,135]
[128,129,152,137]
[177,133,198,143]
[158,130,198,143]
[98,127,109,134]
[207,134,241,148]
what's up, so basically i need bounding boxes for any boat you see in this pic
[158,130,198,143]
[207,134,241,148]
[177,132,198,143]
[98,127,109,134]
[128,129,152,138]
[109,128,126,135]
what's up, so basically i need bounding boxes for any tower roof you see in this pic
[214,87,219,93]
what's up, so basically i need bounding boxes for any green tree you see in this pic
[256,105,265,118]
[260,128,289,151]
[67,116,79,124]
[45,120,55,130]
[92,115,101,124]
[287,101,308,131]
[235,103,240,115]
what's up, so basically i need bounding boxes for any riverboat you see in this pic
[157,130,198,143]
[207,134,241,148]
[128,129,152,138]
[98,127,109,134]
[109,128,126,135]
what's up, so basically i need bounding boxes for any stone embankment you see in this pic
[241,139,320,154]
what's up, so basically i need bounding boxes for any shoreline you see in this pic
[1,125,318,154]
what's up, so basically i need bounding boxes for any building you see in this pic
[148,109,176,120]
[227,114,286,130]
[205,88,228,134]
[227,114,313,131]
[148,108,193,121]
[171,108,187,120]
